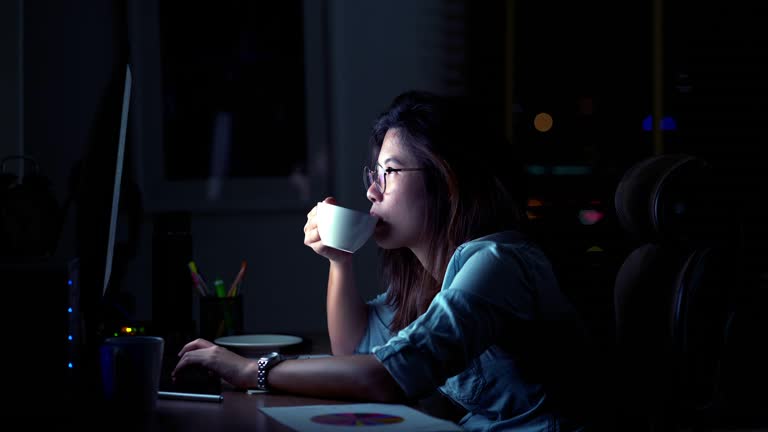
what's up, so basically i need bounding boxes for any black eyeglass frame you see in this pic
[363,163,424,194]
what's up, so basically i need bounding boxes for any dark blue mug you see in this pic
[100,336,165,412]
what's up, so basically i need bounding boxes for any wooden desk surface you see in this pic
[153,390,350,431]
[150,332,345,430]
[21,333,462,430]
[152,388,467,432]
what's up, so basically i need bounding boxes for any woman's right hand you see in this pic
[304,196,353,263]
[172,338,257,390]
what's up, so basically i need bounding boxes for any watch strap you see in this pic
[255,352,285,391]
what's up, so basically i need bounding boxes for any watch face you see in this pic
[263,352,280,361]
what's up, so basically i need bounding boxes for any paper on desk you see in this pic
[259,403,463,432]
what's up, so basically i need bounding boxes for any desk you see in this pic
[152,390,349,431]
[21,333,462,430]
[149,333,464,431]
[151,389,466,432]
[149,333,344,430]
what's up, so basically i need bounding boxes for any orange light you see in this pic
[534,113,553,132]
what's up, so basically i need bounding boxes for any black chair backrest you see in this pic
[612,153,744,430]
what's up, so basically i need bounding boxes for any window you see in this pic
[128,0,330,211]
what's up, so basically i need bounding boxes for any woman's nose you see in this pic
[366,183,381,203]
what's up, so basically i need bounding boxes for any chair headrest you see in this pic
[614,154,718,243]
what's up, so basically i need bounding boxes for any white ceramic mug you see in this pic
[316,202,379,253]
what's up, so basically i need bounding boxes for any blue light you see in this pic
[642,115,678,131]
[68,335,73,341]
[68,279,73,286]
[68,362,73,369]
[642,115,653,131]
[68,307,73,313]
[661,116,677,130]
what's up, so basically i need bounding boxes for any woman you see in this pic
[174,90,596,431]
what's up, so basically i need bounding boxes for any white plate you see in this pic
[214,334,303,357]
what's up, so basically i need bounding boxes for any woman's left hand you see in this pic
[172,338,259,389]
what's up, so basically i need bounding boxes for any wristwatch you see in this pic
[255,352,285,391]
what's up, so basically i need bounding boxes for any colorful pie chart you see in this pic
[310,412,405,426]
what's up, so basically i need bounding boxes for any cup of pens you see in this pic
[199,295,243,341]
[189,260,247,341]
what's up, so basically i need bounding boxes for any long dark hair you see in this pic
[369,90,527,332]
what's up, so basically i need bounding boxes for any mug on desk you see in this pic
[99,336,164,412]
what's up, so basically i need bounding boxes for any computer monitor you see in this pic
[64,62,132,402]
[0,62,133,415]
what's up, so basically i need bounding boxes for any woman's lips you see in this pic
[370,211,384,231]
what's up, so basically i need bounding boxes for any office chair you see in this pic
[612,153,745,431]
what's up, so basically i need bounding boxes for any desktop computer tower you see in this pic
[0,257,71,398]
[3,254,135,418]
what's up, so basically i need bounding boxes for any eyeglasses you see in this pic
[363,163,424,194]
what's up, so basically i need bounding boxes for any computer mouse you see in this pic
[168,364,222,395]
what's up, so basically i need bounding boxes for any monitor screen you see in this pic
[76,62,132,306]
[103,63,131,297]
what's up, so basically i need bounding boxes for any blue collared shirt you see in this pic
[355,231,589,432]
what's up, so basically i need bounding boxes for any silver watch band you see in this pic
[255,352,284,391]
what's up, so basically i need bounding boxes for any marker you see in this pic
[188,261,210,295]
[214,278,227,298]
[158,391,223,403]
[228,260,247,297]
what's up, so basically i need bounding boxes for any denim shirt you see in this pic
[354,231,588,432]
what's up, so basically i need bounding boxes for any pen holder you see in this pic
[199,295,243,341]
